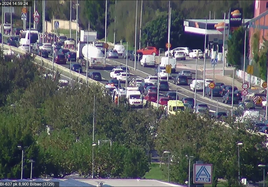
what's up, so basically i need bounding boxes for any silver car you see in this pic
[107,50,119,58]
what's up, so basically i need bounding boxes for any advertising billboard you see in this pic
[229,8,243,31]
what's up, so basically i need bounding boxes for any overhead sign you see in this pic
[241,89,248,96]
[194,164,212,184]
[209,82,215,89]
[21,13,27,20]
[262,82,267,89]
[166,43,171,49]
[242,82,249,89]
[21,7,27,14]
[54,21,59,29]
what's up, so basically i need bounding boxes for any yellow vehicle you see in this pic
[167,100,185,115]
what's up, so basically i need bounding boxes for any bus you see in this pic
[19,30,39,46]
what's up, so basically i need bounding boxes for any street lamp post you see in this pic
[258,164,266,187]
[17,145,28,179]
[186,155,194,187]
[237,142,243,182]
[29,159,35,179]
[162,151,171,182]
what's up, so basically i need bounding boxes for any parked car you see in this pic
[107,50,119,58]
[70,63,82,73]
[65,52,76,62]
[174,51,186,60]
[189,49,203,58]
[222,92,240,104]
[54,54,66,64]
[88,72,102,81]
[137,46,159,56]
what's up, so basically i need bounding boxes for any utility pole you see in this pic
[1,5,3,48]
[10,0,13,34]
[92,95,96,179]
[104,0,107,66]
[113,0,116,45]
[33,0,36,29]
[167,1,171,81]
[29,6,31,52]
[134,0,138,70]
[203,19,208,97]
[76,0,78,50]
[42,0,45,43]
[139,0,143,49]
[69,0,72,38]
[222,12,226,76]
[23,0,26,30]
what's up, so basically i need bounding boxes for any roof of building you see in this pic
[0,179,187,187]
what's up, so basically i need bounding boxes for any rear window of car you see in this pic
[57,55,65,58]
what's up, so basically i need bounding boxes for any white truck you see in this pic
[81,44,106,69]
[126,87,143,107]
[159,57,176,73]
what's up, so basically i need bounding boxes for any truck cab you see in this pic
[126,87,143,107]
[167,100,185,115]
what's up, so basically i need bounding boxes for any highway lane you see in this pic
[58,61,228,113]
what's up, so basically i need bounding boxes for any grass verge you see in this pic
[144,163,167,181]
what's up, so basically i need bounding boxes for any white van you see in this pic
[126,87,143,107]
[140,55,156,67]
[114,44,125,57]
[190,80,204,91]
[19,30,39,45]
[160,57,176,73]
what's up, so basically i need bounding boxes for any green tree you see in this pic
[141,11,184,49]
[226,26,246,69]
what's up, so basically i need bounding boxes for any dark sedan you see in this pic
[70,63,82,73]
[165,91,179,100]
[89,72,102,81]
[205,85,223,97]
[38,50,49,58]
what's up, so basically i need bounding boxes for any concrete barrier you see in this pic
[2,45,104,88]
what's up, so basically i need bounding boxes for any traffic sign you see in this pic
[34,10,39,17]
[262,82,267,89]
[256,97,262,104]
[21,13,27,20]
[194,164,212,184]
[54,21,59,29]
[21,7,27,14]
[211,58,218,65]
[166,43,171,49]
[241,89,248,96]
[34,16,39,23]
[242,82,249,89]
[209,82,215,89]
[165,64,172,74]
[247,65,253,75]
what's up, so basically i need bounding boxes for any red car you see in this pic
[137,46,159,56]
[54,54,67,64]
[144,92,157,102]
[158,97,169,106]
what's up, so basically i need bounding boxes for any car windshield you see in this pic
[150,77,158,80]
[115,70,123,74]
[130,95,141,99]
